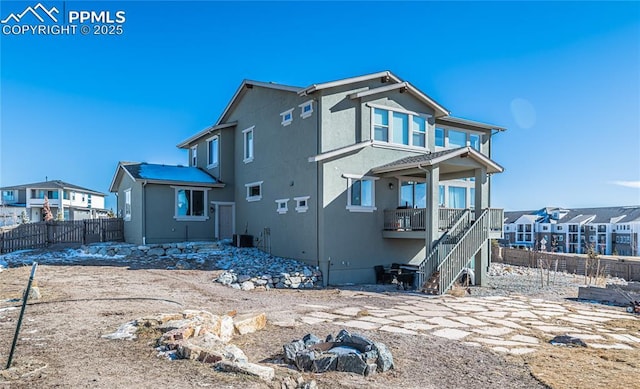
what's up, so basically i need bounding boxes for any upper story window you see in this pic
[436,127,483,151]
[124,188,131,221]
[280,108,294,126]
[372,107,429,148]
[470,134,481,150]
[299,100,313,119]
[344,174,378,213]
[191,146,198,166]
[175,187,207,220]
[245,181,263,202]
[63,191,70,200]
[448,186,467,209]
[435,128,445,147]
[448,130,466,148]
[243,126,254,163]
[294,196,310,213]
[207,136,219,168]
[275,198,289,214]
[2,190,14,201]
[400,181,426,208]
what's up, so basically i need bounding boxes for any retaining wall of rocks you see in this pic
[80,242,221,258]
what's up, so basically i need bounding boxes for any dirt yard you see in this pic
[0,261,638,389]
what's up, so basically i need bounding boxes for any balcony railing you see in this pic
[383,208,503,232]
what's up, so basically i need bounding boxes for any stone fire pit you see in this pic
[283,330,394,376]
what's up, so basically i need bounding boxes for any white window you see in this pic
[344,174,378,212]
[371,106,429,148]
[275,198,289,214]
[124,189,131,221]
[245,181,263,202]
[2,190,14,201]
[174,187,207,220]
[557,235,564,241]
[280,108,294,126]
[191,146,198,166]
[589,235,596,243]
[207,136,219,168]
[243,126,254,163]
[299,100,313,119]
[294,196,310,213]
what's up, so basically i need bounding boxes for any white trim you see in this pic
[123,188,131,221]
[172,186,209,221]
[371,141,431,154]
[298,71,401,96]
[275,198,289,214]
[342,173,380,181]
[245,181,263,202]
[346,205,377,213]
[350,82,412,100]
[294,196,310,213]
[299,100,314,118]
[176,122,237,149]
[243,126,255,163]
[308,141,372,163]
[191,145,198,167]
[206,135,219,168]
[280,108,294,126]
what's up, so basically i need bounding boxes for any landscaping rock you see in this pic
[233,313,267,335]
[147,248,165,256]
[216,361,274,381]
[336,353,367,375]
[284,340,306,364]
[373,342,394,372]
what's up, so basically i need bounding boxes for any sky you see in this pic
[1,1,639,212]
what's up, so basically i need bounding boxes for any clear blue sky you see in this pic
[1,1,639,211]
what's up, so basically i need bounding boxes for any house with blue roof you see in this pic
[110,71,507,291]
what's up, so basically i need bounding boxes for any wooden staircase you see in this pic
[417,208,503,295]
[421,271,440,295]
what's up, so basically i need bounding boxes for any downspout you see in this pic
[315,96,325,285]
[142,180,147,245]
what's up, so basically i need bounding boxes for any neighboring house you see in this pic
[0,180,108,224]
[111,71,506,290]
[502,206,640,256]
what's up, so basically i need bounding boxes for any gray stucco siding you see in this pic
[116,173,143,244]
[225,85,319,263]
[319,146,432,285]
[143,183,216,244]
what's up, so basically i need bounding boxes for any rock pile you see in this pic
[282,330,394,376]
[81,242,221,259]
[214,246,322,289]
[102,310,274,381]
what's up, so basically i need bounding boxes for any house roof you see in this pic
[298,71,402,96]
[504,206,640,225]
[371,147,504,175]
[213,79,303,128]
[436,116,507,132]
[177,122,237,149]
[0,180,105,196]
[204,71,458,134]
[109,162,224,192]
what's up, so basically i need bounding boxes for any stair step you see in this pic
[421,271,440,295]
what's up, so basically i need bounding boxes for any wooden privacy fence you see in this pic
[0,218,124,254]
[493,247,640,282]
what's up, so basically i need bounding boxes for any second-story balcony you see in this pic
[383,207,503,239]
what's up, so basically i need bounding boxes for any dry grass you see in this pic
[525,345,639,389]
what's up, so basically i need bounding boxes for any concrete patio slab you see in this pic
[379,325,418,335]
[432,328,471,340]
[335,320,382,331]
[470,327,513,336]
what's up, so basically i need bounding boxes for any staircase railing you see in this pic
[436,209,491,294]
[417,209,472,287]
